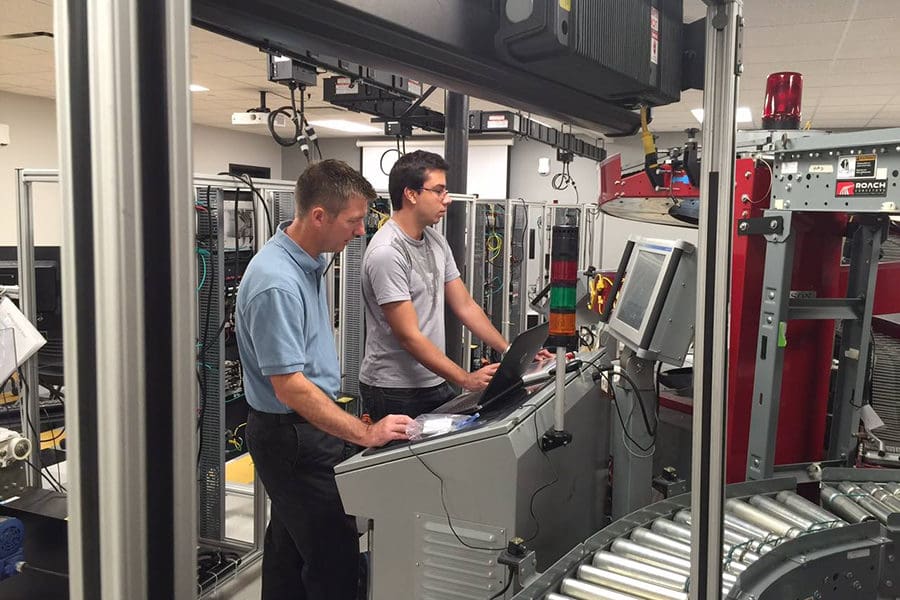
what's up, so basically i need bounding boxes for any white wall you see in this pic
[0,92,61,246]
[358,139,511,198]
[192,125,283,180]
[0,91,285,245]
[281,137,361,183]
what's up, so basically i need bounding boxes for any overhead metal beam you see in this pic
[191,0,643,135]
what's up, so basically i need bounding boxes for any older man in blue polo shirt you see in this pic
[236,159,413,600]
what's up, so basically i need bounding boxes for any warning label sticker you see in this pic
[837,156,855,178]
[835,180,888,197]
[650,7,659,65]
[837,154,876,178]
[854,154,876,177]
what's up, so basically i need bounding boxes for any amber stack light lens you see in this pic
[547,225,579,350]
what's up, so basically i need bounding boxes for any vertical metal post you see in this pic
[14,171,41,486]
[444,91,469,367]
[553,347,566,430]
[253,474,268,553]
[166,0,198,592]
[828,217,886,460]
[610,350,656,518]
[690,2,742,600]
[463,196,478,371]
[501,198,513,341]
[745,211,795,480]
[56,0,102,594]
[58,0,198,597]
[89,0,149,592]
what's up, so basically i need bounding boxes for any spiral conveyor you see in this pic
[514,473,900,600]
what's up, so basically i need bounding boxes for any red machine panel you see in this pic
[598,153,895,483]
[726,160,845,481]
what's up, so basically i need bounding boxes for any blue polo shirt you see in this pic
[235,222,340,414]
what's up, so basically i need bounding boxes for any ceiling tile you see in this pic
[742,0,854,27]
[2,0,900,137]
[847,0,900,20]
[818,94,895,106]
[867,118,900,127]
[743,23,847,48]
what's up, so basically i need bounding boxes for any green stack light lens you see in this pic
[549,285,576,310]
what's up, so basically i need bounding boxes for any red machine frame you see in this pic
[598,154,900,483]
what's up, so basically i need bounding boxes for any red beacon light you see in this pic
[761,71,803,130]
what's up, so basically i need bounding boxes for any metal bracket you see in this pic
[845,214,892,244]
[737,216,783,236]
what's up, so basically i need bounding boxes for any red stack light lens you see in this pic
[762,72,803,130]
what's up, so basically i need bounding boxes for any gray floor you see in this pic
[204,486,264,600]
[201,483,368,600]
[41,461,265,599]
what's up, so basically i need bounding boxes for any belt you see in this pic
[249,407,307,425]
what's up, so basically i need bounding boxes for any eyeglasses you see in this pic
[419,186,450,197]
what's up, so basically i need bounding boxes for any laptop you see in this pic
[433,322,550,416]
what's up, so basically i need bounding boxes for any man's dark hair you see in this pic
[294,159,376,217]
[388,150,450,211]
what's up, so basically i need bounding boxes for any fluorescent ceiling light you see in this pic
[691,106,752,123]
[189,84,209,92]
[308,119,381,133]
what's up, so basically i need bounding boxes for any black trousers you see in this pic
[359,381,457,422]
[246,408,358,600]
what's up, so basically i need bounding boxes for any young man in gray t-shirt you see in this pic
[358,150,509,420]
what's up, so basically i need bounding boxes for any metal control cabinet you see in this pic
[336,358,609,600]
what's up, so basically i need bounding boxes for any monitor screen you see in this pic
[0,246,64,384]
[616,249,666,331]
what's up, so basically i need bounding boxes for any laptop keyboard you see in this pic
[433,390,483,414]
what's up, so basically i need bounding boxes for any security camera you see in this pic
[0,124,9,147]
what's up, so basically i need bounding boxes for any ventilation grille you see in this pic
[871,331,900,449]
[196,186,225,539]
[572,0,645,80]
[414,514,507,600]
[341,237,365,398]
[271,191,295,224]
[882,235,900,262]
[509,204,528,340]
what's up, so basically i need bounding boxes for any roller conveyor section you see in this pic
[513,477,900,600]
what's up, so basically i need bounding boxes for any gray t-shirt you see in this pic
[359,219,461,388]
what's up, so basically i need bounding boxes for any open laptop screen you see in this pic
[477,322,549,412]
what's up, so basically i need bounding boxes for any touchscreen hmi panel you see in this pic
[616,249,666,331]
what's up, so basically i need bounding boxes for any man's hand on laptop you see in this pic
[535,348,555,361]
[364,414,415,447]
[462,363,500,391]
